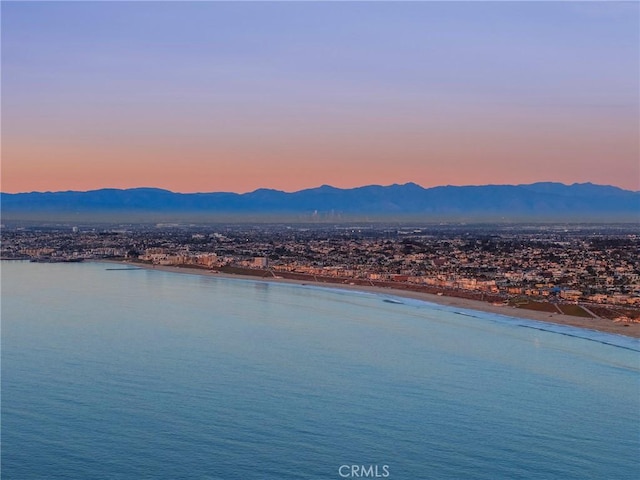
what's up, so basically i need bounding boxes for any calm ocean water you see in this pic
[2,261,639,479]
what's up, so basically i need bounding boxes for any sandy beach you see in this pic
[102,260,640,339]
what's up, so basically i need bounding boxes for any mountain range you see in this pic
[1,182,638,222]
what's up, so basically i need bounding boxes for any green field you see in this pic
[557,304,593,318]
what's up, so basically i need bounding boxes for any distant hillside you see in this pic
[1,182,638,222]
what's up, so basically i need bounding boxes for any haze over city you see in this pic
[2,1,639,194]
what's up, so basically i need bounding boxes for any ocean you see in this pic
[2,261,639,479]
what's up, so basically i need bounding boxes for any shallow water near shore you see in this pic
[2,261,639,479]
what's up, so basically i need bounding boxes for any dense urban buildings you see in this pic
[2,222,638,322]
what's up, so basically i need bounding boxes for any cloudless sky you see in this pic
[2,1,638,193]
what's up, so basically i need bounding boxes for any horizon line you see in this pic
[2,180,637,196]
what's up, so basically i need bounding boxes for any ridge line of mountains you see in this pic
[2,182,638,221]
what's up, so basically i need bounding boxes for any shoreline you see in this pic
[100,260,640,339]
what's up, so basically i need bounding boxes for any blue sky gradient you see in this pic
[3,1,638,192]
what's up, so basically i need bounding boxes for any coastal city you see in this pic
[2,222,638,323]
[4,1,639,478]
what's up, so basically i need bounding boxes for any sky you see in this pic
[2,1,639,193]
